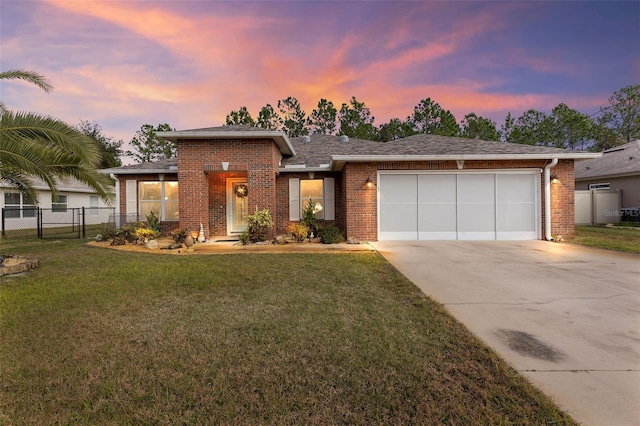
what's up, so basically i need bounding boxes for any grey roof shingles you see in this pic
[1,177,104,192]
[104,126,596,173]
[101,158,177,173]
[282,133,583,167]
[575,140,640,180]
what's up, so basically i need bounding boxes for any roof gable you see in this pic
[156,125,295,156]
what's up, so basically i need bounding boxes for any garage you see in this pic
[378,171,540,241]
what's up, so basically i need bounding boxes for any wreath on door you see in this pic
[234,184,248,198]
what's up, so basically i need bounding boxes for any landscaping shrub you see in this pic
[245,209,274,243]
[288,223,309,242]
[239,230,250,245]
[99,224,118,240]
[302,199,318,236]
[119,223,142,243]
[119,222,159,243]
[134,227,160,241]
[171,228,190,243]
[320,223,342,244]
[146,209,160,231]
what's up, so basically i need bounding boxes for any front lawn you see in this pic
[0,239,576,424]
[570,225,640,254]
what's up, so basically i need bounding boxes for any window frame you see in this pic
[3,192,37,219]
[138,181,179,221]
[300,179,325,220]
[51,194,68,213]
[89,195,99,216]
[289,177,335,222]
[588,183,610,190]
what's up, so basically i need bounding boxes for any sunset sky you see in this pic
[1,0,638,158]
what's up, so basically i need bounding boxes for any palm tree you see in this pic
[0,69,113,203]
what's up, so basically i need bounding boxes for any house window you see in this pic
[52,194,68,212]
[588,183,610,190]
[289,177,335,221]
[300,180,325,219]
[139,181,179,221]
[89,195,99,215]
[4,192,36,218]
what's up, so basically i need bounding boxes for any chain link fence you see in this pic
[2,207,117,239]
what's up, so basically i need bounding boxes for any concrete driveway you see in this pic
[371,240,640,426]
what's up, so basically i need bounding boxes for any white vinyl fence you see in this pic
[575,190,622,225]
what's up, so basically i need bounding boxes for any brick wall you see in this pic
[207,171,246,236]
[343,163,381,241]
[117,155,576,241]
[115,173,179,233]
[548,160,575,239]
[274,172,344,235]
[341,159,575,241]
[177,139,281,238]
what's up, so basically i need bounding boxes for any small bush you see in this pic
[146,209,160,231]
[239,230,250,246]
[119,223,143,243]
[119,222,158,243]
[320,224,342,244]
[100,224,118,240]
[171,228,190,243]
[302,199,318,236]
[246,209,274,243]
[134,227,160,241]
[289,223,309,242]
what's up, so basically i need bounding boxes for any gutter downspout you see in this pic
[543,159,558,241]
[109,173,120,218]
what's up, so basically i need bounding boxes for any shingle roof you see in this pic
[103,128,600,174]
[282,133,596,168]
[575,140,640,180]
[1,177,106,193]
[101,158,177,174]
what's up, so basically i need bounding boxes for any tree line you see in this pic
[223,85,638,151]
[3,67,636,196]
[79,84,640,165]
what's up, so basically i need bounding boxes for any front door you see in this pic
[227,179,248,234]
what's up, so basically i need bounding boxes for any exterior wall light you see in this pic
[551,173,559,184]
[364,177,375,189]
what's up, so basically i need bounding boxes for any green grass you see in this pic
[0,239,576,425]
[570,226,640,254]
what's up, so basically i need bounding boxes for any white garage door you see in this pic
[378,171,539,241]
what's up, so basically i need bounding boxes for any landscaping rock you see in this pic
[184,236,194,247]
[0,256,39,277]
[273,235,287,245]
[95,234,104,242]
[346,237,360,245]
[145,240,159,249]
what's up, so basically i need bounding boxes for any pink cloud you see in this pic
[6,0,618,144]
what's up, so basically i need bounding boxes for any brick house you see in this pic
[102,125,599,241]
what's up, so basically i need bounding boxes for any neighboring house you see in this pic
[102,125,599,242]
[0,178,112,232]
[575,140,640,208]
